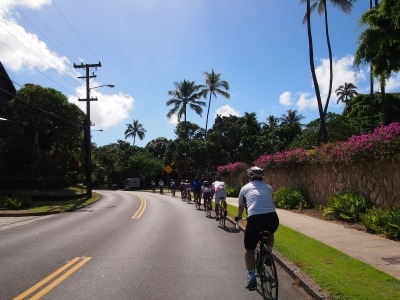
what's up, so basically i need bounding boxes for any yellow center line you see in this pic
[13,257,92,300]
[132,196,147,219]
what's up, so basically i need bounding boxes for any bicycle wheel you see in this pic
[219,207,226,228]
[259,250,278,300]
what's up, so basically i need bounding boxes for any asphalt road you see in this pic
[0,191,313,299]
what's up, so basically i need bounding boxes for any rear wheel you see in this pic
[259,250,278,299]
[219,206,226,228]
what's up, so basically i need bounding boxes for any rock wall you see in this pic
[223,160,400,209]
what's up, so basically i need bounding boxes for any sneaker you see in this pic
[246,274,257,290]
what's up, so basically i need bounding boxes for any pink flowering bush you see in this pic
[217,122,400,173]
[217,162,248,176]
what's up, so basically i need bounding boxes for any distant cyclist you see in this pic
[235,166,279,290]
[202,181,212,212]
[212,175,227,221]
[159,178,164,194]
[170,179,176,196]
[192,177,202,207]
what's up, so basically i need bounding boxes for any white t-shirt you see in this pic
[212,180,225,193]
[238,180,275,217]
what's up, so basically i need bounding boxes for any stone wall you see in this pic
[223,160,400,209]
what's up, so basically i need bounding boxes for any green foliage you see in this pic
[0,195,32,209]
[225,185,241,197]
[323,189,372,222]
[274,187,308,209]
[361,206,400,240]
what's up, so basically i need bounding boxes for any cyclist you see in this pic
[151,180,155,193]
[170,179,176,196]
[179,180,185,199]
[184,179,192,202]
[159,178,164,194]
[202,181,212,213]
[192,177,202,208]
[212,175,227,221]
[235,166,279,290]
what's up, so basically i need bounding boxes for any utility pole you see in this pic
[74,62,101,199]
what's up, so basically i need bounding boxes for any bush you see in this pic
[0,195,32,209]
[274,187,308,209]
[323,189,372,222]
[361,206,400,240]
[226,185,241,197]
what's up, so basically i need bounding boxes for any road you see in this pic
[0,190,313,299]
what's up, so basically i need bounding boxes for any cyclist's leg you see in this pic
[214,195,220,220]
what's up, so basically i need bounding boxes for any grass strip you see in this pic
[274,225,400,300]
[27,192,101,213]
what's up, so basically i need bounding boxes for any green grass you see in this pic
[27,192,101,213]
[275,225,400,299]
[226,204,400,300]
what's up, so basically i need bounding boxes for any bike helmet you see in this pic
[215,175,221,180]
[247,166,263,179]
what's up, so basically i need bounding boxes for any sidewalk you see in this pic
[225,196,400,281]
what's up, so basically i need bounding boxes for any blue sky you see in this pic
[1,0,399,147]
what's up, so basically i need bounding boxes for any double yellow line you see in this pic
[14,256,91,300]
[131,196,146,219]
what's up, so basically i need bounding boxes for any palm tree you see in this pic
[280,109,304,126]
[335,82,358,104]
[304,0,327,144]
[262,115,280,133]
[125,119,146,146]
[166,80,205,139]
[301,0,355,112]
[201,69,230,138]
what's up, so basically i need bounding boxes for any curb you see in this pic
[228,216,330,300]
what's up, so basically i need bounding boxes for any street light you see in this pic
[90,84,115,90]
[83,84,114,199]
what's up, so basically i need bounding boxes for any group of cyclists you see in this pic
[176,176,227,221]
[151,166,280,292]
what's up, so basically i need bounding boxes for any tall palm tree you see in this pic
[335,82,358,104]
[166,80,205,139]
[125,119,146,146]
[201,69,230,138]
[304,0,328,144]
[262,115,280,133]
[301,0,355,114]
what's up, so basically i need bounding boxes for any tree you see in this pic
[7,84,85,181]
[201,69,230,138]
[279,109,304,126]
[335,82,358,104]
[166,80,205,139]
[174,121,204,140]
[301,0,356,116]
[354,0,400,125]
[124,119,146,146]
[304,0,328,144]
[145,137,171,161]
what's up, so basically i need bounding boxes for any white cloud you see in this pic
[167,114,179,126]
[69,85,134,129]
[215,105,241,117]
[386,73,400,92]
[0,0,70,74]
[279,91,292,106]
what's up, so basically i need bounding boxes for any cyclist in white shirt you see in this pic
[235,166,279,290]
[212,175,227,221]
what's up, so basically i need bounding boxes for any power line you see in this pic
[52,0,101,62]
[0,14,79,90]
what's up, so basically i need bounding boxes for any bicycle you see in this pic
[217,198,227,228]
[194,191,201,209]
[171,185,176,197]
[204,194,212,218]
[235,219,279,299]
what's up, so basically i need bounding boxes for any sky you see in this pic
[1,0,399,148]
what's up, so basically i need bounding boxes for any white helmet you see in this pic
[247,166,263,179]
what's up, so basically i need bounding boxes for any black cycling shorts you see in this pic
[244,212,279,250]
